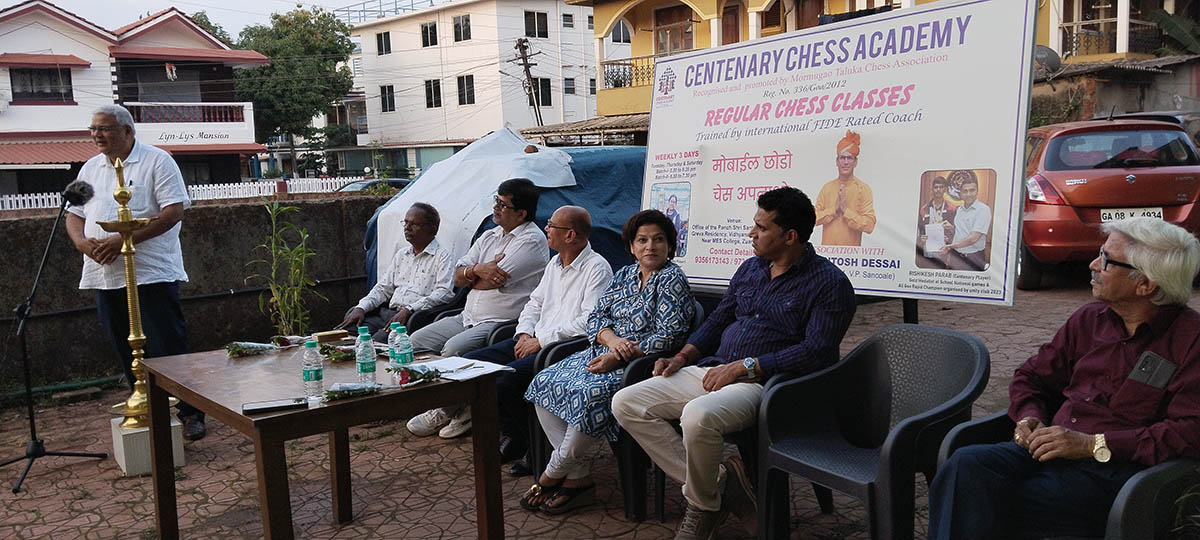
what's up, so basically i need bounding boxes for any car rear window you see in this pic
[1043,129,1199,171]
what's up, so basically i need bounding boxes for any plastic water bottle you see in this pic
[356,328,376,385]
[388,323,414,385]
[301,340,323,403]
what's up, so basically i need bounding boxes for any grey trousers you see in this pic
[409,314,501,357]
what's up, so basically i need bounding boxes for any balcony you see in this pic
[126,101,258,146]
[1060,19,1161,58]
[597,54,668,116]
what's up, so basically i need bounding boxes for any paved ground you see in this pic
[2,272,1197,540]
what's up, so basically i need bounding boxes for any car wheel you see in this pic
[1016,245,1045,290]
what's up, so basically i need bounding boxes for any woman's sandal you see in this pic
[540,483,596,515]
[520,478,563,511]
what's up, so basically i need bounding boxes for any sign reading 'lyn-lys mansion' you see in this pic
[131,101,259,147]
[642,0,1037,306]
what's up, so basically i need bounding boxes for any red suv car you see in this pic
[1019,119,1200,289]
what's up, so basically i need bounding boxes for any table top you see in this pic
[142,348,475,437]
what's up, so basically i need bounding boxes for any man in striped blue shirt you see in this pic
[613,187,857,540]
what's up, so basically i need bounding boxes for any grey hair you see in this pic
[92,104,136,136]
[1102,217,1200,306]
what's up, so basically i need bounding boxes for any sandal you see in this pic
[540,483,596,515]
[520,478,563,511]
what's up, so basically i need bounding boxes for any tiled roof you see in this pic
[0,140,96,164]
[110,7,175,35]
[108,45,269,65]
[521,113,650,136]
[0,52,89,68]
[1035,55,1200,82]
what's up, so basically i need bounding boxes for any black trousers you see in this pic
[95,282,202,420]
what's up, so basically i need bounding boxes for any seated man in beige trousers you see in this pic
[612,187,857,540]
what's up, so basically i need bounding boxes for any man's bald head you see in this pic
[557,205,591,239]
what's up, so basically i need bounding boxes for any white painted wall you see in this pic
[355,0,613,146]
[0,11,114,133]
[123,21,222,49]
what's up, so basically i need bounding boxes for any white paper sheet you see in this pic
[413,357,516,381]
[924,223,946,256]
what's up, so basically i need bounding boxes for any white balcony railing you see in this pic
[128,101,258,146]
[0,178,364,211]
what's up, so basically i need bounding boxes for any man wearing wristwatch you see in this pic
[927,217,1200,540]
[612,187,857,540]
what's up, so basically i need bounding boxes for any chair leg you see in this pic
[814,483,834,514]
[762,468,790,540]
[654,465,666,521]
[618,432,648,521]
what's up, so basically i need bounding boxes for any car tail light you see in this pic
[1026,175,1065,205]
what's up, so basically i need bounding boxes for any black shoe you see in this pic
[499,436,527,463]
[181,415,207,441]
[508,455,532,477]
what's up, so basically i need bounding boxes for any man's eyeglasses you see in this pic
[545,222,572,232]
[87,125,118,133]
[493,195,517,212]
[402,220,430,228]
[1099,247,1137,272]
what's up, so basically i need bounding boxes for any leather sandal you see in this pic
[540,483,596,515]
[519,478,563,511]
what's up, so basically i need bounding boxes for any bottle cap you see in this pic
[305,340,317,348]
[390,322,401,330]
[357,326,370,334]
[397,325,407,333]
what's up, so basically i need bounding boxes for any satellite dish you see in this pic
[1034,45,1062,73]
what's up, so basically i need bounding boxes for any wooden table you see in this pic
[143,350,504,539]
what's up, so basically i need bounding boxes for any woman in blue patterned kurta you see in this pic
[520,210,695,514]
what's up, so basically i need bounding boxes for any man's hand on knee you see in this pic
[1028,425,1092,461]
[654,355,687,377]
[701,361,745,392]
[1013,417,1041,450]
[339,307,366,330]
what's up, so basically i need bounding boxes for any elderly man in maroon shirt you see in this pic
[926,217,1200,540]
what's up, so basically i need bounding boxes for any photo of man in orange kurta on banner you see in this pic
[814,130,877,246]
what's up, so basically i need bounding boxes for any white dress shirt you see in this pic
[356,238,455,313]
[459,220,549,326]
[68,141,190,290]
[515,244,614,345]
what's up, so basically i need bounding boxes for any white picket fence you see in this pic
[0,177,366,211]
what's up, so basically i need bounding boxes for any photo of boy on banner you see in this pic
[814,130,877,246]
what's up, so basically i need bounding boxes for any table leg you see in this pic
[148,373,178,539]
[329,428,352,523]
[470,376,504,539]
[253,431,294,540]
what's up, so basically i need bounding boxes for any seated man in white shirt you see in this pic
[463,206,613,471]
[407,178,549,438]
[339,203,455,342]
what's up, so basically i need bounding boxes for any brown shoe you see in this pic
[674,503,727,540]
[722,456,758,534]
[181,415,206,441]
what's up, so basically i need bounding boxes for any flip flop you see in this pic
[540,483,596,515]
[520,478,564,511]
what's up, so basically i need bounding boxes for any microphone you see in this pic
[62,180,94,207]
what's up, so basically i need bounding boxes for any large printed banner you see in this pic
[643,0,1036,305]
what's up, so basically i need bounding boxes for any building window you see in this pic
[453,15,471,41]
[589,78,596,95]
[762,0,782,28]
[528,77,552,107]
[588,15,594,30]
[376,32,391,54]
[524,11,548,38]
[425,79,442,108]
[352,57,363,77]
[563,77,576,95]
[653,5,694,54]
[563,14,574,28]
[457,75,475,105]
[421,22,438,47]
[10,68,73,102]
[611,21,631,43]
[380,85,395,112]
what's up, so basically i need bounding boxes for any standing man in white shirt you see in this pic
[64,104,207,441]
[462,206,612,470]
[938,172,992,272]
[338,203,454,342]
[408,178,549,438]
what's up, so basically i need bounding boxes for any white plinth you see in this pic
[110,417,185,476]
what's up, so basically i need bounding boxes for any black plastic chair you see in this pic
[407,286,468,332]
[487,320,519,346]
[759,324,991,540]
[938,412,1200,540]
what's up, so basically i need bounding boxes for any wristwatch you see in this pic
[1093,433,1111,463]
[742,357,757,379]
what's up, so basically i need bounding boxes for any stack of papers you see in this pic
[413,357,516,381]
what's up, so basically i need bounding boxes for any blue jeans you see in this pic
[462,337,538,445]
[95,282,202,420]
[927,441,1143,540]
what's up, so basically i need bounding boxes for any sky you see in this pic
[46,0,351,39]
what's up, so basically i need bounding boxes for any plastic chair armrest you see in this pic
[937,411,1014,467]
[1106,458,1200,540]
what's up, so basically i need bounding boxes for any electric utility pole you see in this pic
[512,38,544,127]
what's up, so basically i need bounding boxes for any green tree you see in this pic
[236,8,354,175]
[189,11,232,46]
[1147,9,1200,55]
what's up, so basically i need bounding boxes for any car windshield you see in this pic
[1044,129,1199,170]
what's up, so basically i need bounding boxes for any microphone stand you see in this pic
[2,194,107,493]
